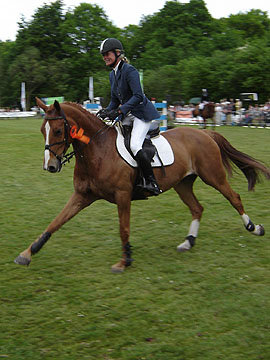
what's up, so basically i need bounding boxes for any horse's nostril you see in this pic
[48,165,58,173]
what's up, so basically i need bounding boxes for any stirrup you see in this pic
[137,179,161,196]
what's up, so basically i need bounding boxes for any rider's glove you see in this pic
[107,108,122,120]
[96,108,109,120]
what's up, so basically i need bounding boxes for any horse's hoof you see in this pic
[14,255,31,266]
[111,262,125,273]
[257,224,265,236]
[177,239,192,252]
[177,245,190,252]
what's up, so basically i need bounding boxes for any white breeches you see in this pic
[127,116,151,156]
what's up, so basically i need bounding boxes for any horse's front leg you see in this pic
[111,191,132,273]
[14,191,97,266]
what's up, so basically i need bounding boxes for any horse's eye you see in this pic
[54,129,62,136]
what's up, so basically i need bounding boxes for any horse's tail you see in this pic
[206,130,270,191]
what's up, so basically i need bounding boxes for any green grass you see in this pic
[0,118,270,359]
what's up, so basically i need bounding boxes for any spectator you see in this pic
[215,103,223,125]
[263,102,270,125]
[220,99,228,124]
[240,105,254,126]
[251,104,263,126]
[225,98,235,125]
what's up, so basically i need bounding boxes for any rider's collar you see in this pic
[113,59,122,74]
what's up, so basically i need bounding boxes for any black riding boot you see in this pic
[135,149,161,196]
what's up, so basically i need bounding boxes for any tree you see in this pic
[224,9,270,40]
[144,65,182,102]
[129,0,216,69]
[0,41,17,107]
[8,47,46,110]
[16,0,66,59]
[58,2,121,101]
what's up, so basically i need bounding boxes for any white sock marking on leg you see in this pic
[188,219,200,238]
[241,213,250,227]
[177,219,200,252]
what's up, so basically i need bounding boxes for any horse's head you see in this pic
[36,97,70,173]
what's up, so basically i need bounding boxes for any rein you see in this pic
[44,110,110,167]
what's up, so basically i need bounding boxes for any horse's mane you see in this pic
[63,102,102,123]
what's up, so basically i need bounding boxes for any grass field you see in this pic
[0,118,270,360]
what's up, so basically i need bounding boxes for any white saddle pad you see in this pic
[115,125,174,167]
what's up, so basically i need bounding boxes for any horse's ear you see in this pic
[36,97,48,112]
[54,100,61,113]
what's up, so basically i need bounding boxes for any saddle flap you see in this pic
[115,126,174,168]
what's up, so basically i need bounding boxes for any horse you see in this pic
[193,102,216,129]
[14,98,270,272]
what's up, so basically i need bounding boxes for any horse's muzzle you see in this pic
[44,158,62,173]
[47,165,61,173]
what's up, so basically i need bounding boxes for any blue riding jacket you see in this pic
[107,61,160,122]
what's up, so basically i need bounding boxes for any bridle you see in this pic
[44,108,111,168]
[44,110,75,167]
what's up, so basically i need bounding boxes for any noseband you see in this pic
[44,110,75,167]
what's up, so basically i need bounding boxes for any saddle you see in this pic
[121,124,160,164]
[118,123,172,200]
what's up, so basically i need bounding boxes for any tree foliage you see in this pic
[0,0,270,108]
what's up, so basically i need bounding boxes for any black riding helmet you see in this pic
[100,38,123,55]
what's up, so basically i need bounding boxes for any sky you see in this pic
[1,0,270,42]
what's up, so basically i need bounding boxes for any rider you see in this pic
[97,38,161,196]
[198,88,209,116]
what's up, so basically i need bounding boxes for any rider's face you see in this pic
[102,50,120,67]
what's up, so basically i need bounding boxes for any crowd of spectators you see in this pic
[214,99,270,126]
[169,98,270,127]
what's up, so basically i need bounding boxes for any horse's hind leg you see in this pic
[214,181,265,236]
[201,168,265,237]
[174,175,204,252]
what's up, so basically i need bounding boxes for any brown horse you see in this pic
[15,98,270,272]
[193,102,216,129]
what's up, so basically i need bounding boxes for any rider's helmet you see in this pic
[100,38,123,55]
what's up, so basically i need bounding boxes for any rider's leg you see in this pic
[130,117,161,196]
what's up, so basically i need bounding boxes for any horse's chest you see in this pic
[74,174,114,201]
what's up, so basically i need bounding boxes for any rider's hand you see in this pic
[107,108,122,120]
[96,108,109,120]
